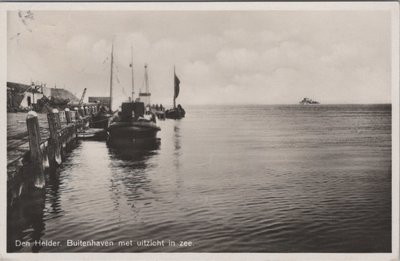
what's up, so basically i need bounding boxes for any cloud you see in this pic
[7,10,392,106]
[216,48,258,72]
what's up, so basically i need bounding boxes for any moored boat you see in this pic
[89,43,115,129]
[77,128,107,140]
[107,101,160,144]
[106,43,160,145]
[90,105,112,129]
[165,104,185,119]
[165,67,186,119]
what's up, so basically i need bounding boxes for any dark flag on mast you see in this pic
[174,72,180,99]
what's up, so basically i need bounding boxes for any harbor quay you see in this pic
[7,105,98,205]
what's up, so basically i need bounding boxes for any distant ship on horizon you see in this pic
[299,97,320,105]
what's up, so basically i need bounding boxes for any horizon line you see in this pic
[180,102,392,106]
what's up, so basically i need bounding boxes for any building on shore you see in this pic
[7,82,48,110]
[50,88,79,104]
[7,81,79,112]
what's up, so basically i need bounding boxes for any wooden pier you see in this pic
[7,105,99,205]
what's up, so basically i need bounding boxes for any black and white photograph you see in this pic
[2,2,399,260]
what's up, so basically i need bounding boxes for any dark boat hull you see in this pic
[165,108,185,119]
[77,128,107,140]
[90,113,112,129]
[107,121,160,143]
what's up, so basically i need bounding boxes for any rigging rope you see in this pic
[114,63,128,97]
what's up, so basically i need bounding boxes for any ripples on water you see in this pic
[7,105,391,252]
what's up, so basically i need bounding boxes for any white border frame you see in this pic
[0,2,398,261]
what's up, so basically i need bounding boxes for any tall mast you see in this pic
[130,44,134,102]
[109,42,114,111]
[144,64,149,93]
[173,65,176,109]
[145,64,150,104]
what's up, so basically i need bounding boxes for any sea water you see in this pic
[7,104,392,252]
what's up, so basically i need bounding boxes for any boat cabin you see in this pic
[120,101,145,121]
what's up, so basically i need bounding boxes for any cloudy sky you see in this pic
[7,10,392,107]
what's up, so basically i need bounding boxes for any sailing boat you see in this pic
[89,44,115,131]
[107,47,160,145]
[165,67,185,119]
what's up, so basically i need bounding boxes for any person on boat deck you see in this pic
[145,105,151,115]
[150,113,156,123]
[177,104,185,113]
[111,111,120,122]
[99,105,107,114]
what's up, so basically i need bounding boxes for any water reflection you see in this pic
[173,123,182,169]
[7,189,46,253]
[172,121,183,198]
[7,164,67,253]
[107,139,160,161]
[106,140,161,212]
[7,105,391,253]
[107,137,161,150]
[45,170,63,219]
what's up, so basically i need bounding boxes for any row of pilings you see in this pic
[7,105,98,206]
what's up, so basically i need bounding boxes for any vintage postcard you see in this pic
[0,2,398,261]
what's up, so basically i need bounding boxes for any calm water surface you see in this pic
[8,105,392,252]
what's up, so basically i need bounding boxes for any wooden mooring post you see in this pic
[59,110,67,125]
[79,106,85,117]
[26,111,45,188]
[47,109,63,168]
[65,108,72,124]
[71,110,77,122]
[8,107,92,205]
